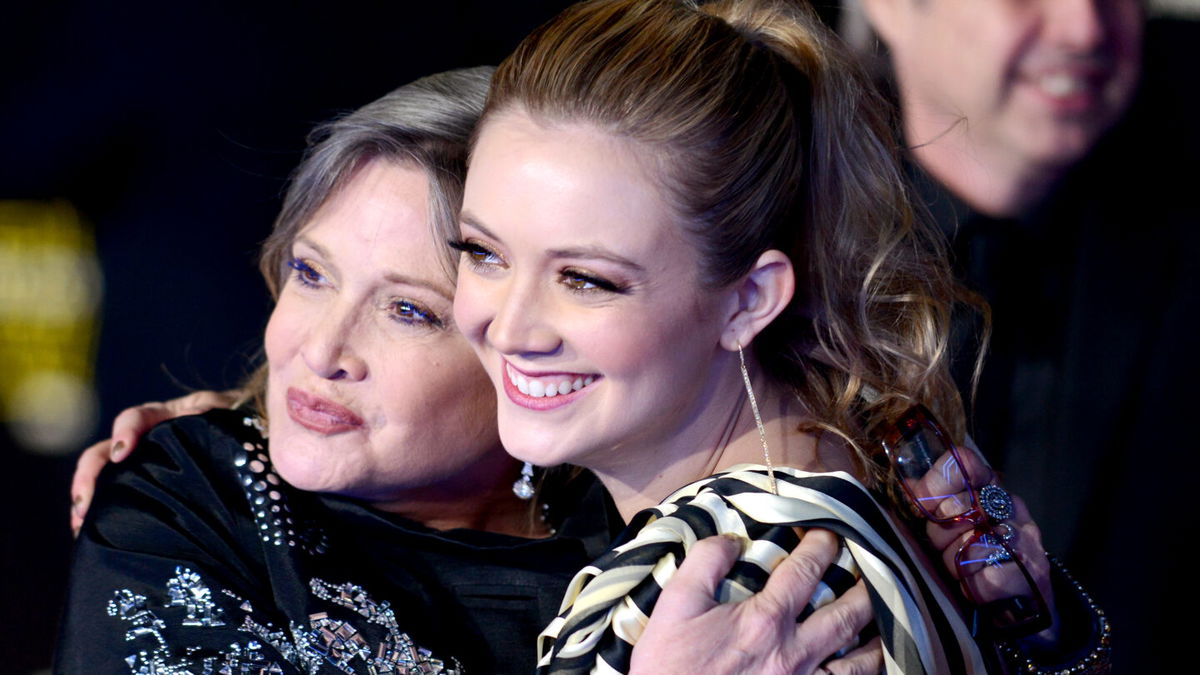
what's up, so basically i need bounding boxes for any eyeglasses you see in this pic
[880,405,1050,638]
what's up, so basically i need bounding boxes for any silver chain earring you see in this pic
[512,461,536,500]
[738,342,778,494]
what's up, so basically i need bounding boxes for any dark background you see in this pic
[0,3,842,671]
[0,2,580,672]
[3,1,1195,673]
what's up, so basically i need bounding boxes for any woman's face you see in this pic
[453,112,734,475]
[265,159,507,505]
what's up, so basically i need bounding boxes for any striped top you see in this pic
[536,465,987,674]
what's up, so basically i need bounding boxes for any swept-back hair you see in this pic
[243,67,493,411]
[481,0,981,484]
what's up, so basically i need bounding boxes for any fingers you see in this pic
[760,528,841,620]
[70,439,114,536]
[798,579,875,666]
[110,404,172,461]
[822,635,883,675]
[655,535,743,622]
[109,390,235,461]
[165,389,239,416]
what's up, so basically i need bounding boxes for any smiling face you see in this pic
[452,112,738,477]
[880,0,1142,170]
[265,159,508,508]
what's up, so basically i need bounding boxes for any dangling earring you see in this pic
[512,461,536,500]
[738,342,778,494]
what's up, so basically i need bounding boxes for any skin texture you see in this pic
[454,111,828,520]
[261,159,525,533]
[631,530,884,675]
[863,0,1143,215]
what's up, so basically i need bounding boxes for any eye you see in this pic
[448,239,504,268]
[387,298,443,328]
[287,258,326,288]
[560,268,625,294]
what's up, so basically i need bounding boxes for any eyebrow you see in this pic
[293,235,454,301]
[459,210,647,274]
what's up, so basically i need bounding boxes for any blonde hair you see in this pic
[481,0,981,486]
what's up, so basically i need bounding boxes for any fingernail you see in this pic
[720,532,747,554]
[71,494,83,518]
[111,440,127,461]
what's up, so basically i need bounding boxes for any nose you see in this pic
[485,277,562,357]
[300,309,368,381]
[1045,0,1106,52]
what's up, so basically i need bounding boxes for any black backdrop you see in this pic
[0,3,843,671]
[0,2,578,671]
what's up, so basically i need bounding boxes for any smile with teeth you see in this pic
[506,362,595,398]
[1035,73,1088,98]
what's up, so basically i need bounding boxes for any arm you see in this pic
[630,529,882,675]
[71,390,240,535]
[58,414,299,674]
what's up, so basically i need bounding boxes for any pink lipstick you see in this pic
[502,360,598,411]
[286,387,365,434]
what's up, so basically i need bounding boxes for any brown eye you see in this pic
[560,269,622,293]
[388,299,442,328]
[287,258,325,287]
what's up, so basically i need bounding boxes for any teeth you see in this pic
[507,364,597,399]
[1038,73,1083,97]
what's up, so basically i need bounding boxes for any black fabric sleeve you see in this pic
[54,413,301,674]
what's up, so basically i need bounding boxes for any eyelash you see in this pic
[387,299,443,328]
[287,257,443,328]
[447,239,503,268]
[287,258,325,288]
[448,239,628,295]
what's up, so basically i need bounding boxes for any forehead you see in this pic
[465,113,684,253]
[300,160,447,277]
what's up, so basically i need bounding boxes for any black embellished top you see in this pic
[55,409,618,674]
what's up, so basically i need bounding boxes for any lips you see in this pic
[502,360,598,411]
[286,387,365,434]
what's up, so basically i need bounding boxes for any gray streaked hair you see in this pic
[259,65,494,298]
[242,66,493,414]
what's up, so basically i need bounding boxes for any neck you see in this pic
[903,107,1064,219]
[591,354,856,523]
[373,453,549,538]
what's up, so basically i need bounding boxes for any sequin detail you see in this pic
[108,568,461,673]
[236,415,328,555]
[107,567,285,674]
[307,579,462,674]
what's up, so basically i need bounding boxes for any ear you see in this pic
[857,0,907,47]
[718,249,795,353]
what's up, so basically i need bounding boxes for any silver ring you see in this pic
[978,483,1015,522]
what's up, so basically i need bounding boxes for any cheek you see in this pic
[451,275,490,348]
[264,294,303,368]
[377,340,499,445]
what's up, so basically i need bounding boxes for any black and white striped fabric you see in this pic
[536,465,986,674]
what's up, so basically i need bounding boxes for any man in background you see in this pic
[855,0,1199,669]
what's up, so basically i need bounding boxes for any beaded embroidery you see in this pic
[108,568,285,674]
[109,568,461,674]
[235,416,328,556]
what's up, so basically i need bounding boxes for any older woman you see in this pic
[57,67,620,675]
[61,64,879,674]
[450,0,1103,673]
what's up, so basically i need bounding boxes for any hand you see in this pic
[920,446,1058,644]
[70,390,241,536]
[630,529,881,675]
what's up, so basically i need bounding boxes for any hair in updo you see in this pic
[480,0,980,484]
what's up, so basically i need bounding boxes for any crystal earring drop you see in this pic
[738,342,777,494]
[512,461,536,500]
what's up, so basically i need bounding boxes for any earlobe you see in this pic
[718,249,795,352]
